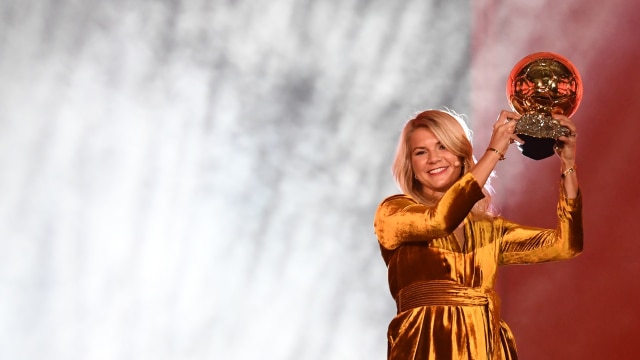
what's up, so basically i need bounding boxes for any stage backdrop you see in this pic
[472,1,640,358]
[0,1,469,359]
[1,0,639,359]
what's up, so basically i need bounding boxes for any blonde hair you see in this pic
[392,109,495,214]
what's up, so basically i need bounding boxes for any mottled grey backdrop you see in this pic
[0,1,470,359]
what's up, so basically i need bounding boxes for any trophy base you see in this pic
[516,135,556,160]
[514,113,569,160]
[515,113,570,139]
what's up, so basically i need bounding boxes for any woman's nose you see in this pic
[427,153,441,163]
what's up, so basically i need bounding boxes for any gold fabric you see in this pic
[374,173,583,360]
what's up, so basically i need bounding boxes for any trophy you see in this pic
[506,52,583,160]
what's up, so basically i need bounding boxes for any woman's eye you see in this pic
[415,150,426,155]
[438,145,446,150]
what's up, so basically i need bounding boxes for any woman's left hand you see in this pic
[553,114,578,165]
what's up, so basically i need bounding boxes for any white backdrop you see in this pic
[0,1,471,359]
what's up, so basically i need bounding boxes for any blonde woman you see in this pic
[374,109,582,359]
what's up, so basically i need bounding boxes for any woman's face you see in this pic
[410,127,461,195]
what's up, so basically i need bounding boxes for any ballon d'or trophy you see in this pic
[506,52,583,160]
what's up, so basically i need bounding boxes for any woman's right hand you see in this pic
[488,110,523,156]
[470,110,522,188]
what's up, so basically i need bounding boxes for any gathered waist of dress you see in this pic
[396,280,495,313]
[395,280,505,359]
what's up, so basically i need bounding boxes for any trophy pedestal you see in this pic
[516,135,556,160]
[514,112,570,160]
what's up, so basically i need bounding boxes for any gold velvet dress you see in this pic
[374,173,583,360]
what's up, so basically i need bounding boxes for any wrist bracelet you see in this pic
[561,165,576,178]
[486,147,505,161]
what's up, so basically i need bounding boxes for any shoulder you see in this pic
[379,193,414,204]
[375,194,421,220]
[377,194,417,209]
[470,210,499,223]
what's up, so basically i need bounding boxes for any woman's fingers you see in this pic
[511,134,525,145]
[552,114,577,136]
[489,110,525,152]
[494,110,521,128]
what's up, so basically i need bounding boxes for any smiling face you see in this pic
[410,127,462,197]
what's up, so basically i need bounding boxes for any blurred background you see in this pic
[0,0,638,359]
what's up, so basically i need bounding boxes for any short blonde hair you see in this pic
[392,109,494,213]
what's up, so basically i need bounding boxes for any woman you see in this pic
[373,109,583,360]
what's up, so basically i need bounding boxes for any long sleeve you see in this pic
[374,172,485,250]
[499,189,583,265]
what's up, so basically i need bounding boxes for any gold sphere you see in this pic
[508,52,582,119]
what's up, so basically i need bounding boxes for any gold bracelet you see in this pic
[561,165,576,178]
[486,147,505,161]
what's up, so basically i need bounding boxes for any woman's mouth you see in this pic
[428,166,448,175]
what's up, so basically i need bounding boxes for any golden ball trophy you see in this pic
[506,52,583,160]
